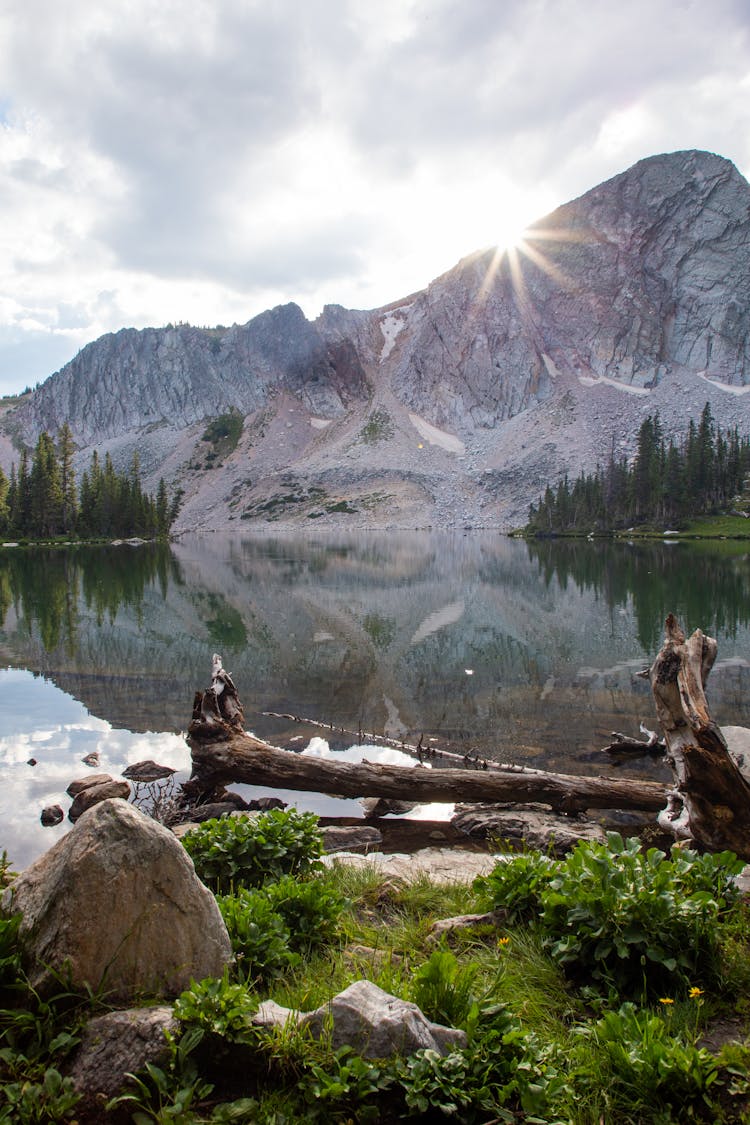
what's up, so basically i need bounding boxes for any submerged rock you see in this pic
[40,805,64,827]
[122,760,177,782]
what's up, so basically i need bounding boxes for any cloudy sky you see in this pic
[1,0,749,396]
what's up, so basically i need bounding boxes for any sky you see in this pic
[1,0,749,397]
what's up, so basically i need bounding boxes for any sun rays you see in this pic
[474,222,588,333]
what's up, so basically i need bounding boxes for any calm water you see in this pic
[2,531,750,867]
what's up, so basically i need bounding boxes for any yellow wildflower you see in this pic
[689,987,704,999]
[497,936,510,947]
[659,998,674,1006]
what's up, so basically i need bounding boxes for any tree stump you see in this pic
[649,614,750,858]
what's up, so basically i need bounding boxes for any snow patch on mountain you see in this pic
[408,413,466,454]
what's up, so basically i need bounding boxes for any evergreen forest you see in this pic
[0,424,180,540]
[526,403,750,534]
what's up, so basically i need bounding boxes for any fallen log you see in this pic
[185,659,667,815]
[649,614,750,858]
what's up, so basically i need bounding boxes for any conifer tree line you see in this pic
[526,403,750,534]
[0,424,180,539]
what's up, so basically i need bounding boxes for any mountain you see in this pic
[2,149,750,530]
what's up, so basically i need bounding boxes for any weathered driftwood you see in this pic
[601,725,665,756]
[186,664,667,815]
[649,614,750,858]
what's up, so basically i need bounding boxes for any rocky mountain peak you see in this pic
[2,149,749,531]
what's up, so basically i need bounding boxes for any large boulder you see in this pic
[2,799,231,1000]
[254,980,466,1059]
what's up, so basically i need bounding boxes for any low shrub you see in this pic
[217,890,300,983]
[475,834,744,999]
[215,875,345,983]
[541,835,743,998]
[474,851,555,923]
[410,948,480,1029]
[262,873,346,953]
[182,809,323,893]
[173,976,260,1044]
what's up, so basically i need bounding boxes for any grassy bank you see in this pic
[513,513,750,540]
[2,818,750,1123]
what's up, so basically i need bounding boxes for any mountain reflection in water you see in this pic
[1,532,750,865]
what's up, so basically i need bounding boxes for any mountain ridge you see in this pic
[2,148,749,531]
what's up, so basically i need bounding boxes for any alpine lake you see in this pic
[2,530,750,869]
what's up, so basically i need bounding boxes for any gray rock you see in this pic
[321,825,383,854]
[122,760,177,782]
[428,910,507,945]
[254,980,466,1060]
[69,779,131,822]
[253,999,296,1030]
[66,1006,177,1114]
[302,980,466,1059]
[67,773,115,797]
[3,798,232,1000]
[451,805,607,854]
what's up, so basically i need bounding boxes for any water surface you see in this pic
[2,532,749,867]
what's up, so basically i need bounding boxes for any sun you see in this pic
[493,216,530,254]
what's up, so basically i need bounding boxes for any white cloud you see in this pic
[0,0,749,394]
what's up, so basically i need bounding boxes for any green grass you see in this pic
[676,514,750,538]
[515,513,750,541]
[3,838,750,1123]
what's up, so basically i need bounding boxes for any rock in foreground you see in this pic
[2,799,231,1000]
[254,979,467,1059]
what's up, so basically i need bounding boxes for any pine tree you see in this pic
[0,466,8,534]
[57,423,78,534]
[29,432,63,537]
[155,478,169,536]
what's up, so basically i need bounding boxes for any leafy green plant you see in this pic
[216,875,344,981]
[173,975,260,1044]
[411,948,480,1029]
[0,1065,80,1123]
[106,1027,213,1124]
[476,835,744,1000]
[182,810,323,893]
[540,835,743,997]
[474,851,555,923]
[302,1045,396,1123]
[566,1002,719,1122]
[217,890,300,982]
[399,1045,514,1123]
[263,874,346,953]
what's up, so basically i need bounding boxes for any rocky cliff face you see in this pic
[11,303,370,446]
[3,149,750,529]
